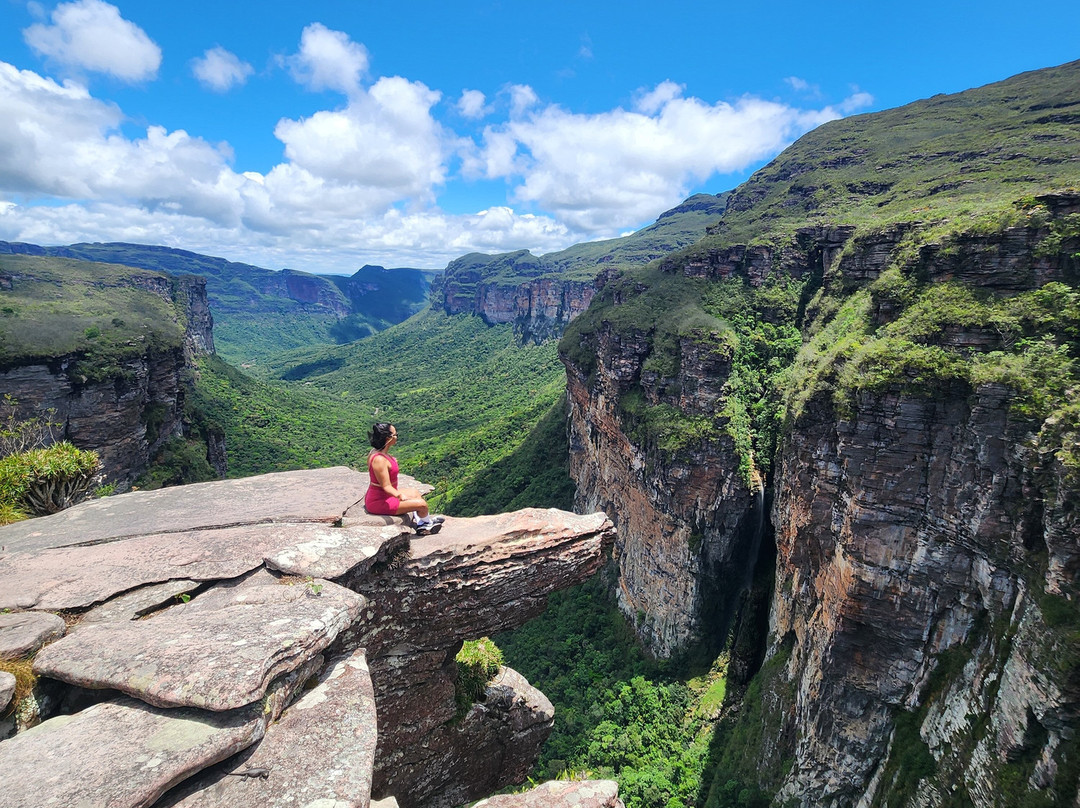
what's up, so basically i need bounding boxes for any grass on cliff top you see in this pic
[680,59,1080,259]
[10,242,436,367]
[0,254,185,372]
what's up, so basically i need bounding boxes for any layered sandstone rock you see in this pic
[564,320,758,656]
[567,198,1080,805]
[0,269,216,487]
[437,253,597,345]
[0,467,617,808]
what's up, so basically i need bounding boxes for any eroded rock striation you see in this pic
[0,467,617,808]
[565,193,1080,806]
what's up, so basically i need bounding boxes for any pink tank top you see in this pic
[365,451,400,514]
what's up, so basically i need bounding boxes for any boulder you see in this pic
[34,578,364,710]
[0,611,66,657]
[472,780,625,807]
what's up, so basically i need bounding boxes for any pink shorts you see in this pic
[365,493,401,515]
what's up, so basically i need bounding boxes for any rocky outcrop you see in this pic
[437,251,597,344]
[0,261,217,487]
[0,467,617,808]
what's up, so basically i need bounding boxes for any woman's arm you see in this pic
[370,454,402,498]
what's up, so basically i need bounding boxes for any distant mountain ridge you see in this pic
[433,193,729,343]
[0,241,438,365]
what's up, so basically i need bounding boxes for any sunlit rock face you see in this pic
[0,468,616,808]
[564,196,1080,805]
[563,319,759,658]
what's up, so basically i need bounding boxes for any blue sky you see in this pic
[1,0,1077,274]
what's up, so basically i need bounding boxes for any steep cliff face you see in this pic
[564,320,758,656]
[760,210,1080,806]
[437,251,597,344]
[0,256,217,486]
[567,202,1080,805]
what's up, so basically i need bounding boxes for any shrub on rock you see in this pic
[455,637,504,717]
[0,442,100,521]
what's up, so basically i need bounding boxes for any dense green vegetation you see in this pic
[0,399,101,525]
[497,577,725,808]
[258,307,566,507]
[189,308,567,511]
[0,255,186,373]
[446,393,575,516]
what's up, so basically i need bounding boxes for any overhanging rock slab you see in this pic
[34,579,365,710]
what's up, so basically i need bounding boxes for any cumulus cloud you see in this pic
[0,61,241,219]
[22,0,161,82]
[458,89,489,119]
[273,75,447,210]
[634,80,683,115]
[286,23,368,95]
[474,83,875,232]
[192,46,253,92]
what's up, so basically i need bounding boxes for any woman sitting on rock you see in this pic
[365,422,442,535]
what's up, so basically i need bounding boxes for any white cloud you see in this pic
[458,89,488,119]
[475,83,875,233]
[785,76,812,93]
[22,0,161,82]
[634,80,683,115]
[839,90,874,114]
[273,75,447,209]
[286,23,368,95]
[192,46,254,92]
[508,84,539,117]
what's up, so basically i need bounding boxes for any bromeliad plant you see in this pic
[0,398,100,524]
[0,442,101,521]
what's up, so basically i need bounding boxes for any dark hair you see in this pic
[369,422,394,450]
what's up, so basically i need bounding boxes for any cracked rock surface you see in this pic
[0,467,620,808]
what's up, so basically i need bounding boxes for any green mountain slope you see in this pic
[0,254,186,373]
[194,307,565,508]
[689,59,1080,251]
[0,241,437,366]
